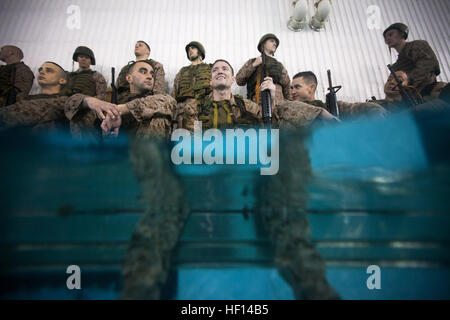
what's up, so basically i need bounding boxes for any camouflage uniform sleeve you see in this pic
[175,98,199,132]
[64,93,88,120]
[15,64,34,101]
[236,59,257,86]
[0,96,67,129]
[152,61,167,95]
[93,72,107,101]
[274,101,323,128]
[337,101,387,118]
[280,64,292,101]
[407,41,440,91]
[125,93,175,123]
[242,99,263,121]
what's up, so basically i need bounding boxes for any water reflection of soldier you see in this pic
[121,59,339,300]
[116,41,166,101]
[0,62,68,131]
[236,34,292,107]
[0,45,34,107]
[290,71,386,120]
[65,46,107,100]
[66,60,175,139]
[383,23,441,93]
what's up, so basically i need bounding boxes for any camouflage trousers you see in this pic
[121,130,339,300]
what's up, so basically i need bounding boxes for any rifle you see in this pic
[260,54,272,126]
[6,65,17,106]
[387,64,420,108]
[111,67,118,104]
[325,70,341,117]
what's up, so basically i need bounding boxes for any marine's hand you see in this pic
[252,56,263,68]
[101,113,122,137]
[84,97,120,121]
[260,77,276,101]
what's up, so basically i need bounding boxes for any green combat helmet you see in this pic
[72,46,96,65]
[257,33,280,53]
[185,41,206,60]
[383,23,409,40]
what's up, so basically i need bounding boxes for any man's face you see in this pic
[263,38,278,55]
[134,42,150,57]
[188,46,200,61]
[126,62,155,92]
[384,29,404,48]
[76,54,91,69]
[37,62,66,86]
[211,61,234,90]
[385,71,408,94]
[291,77,316,102]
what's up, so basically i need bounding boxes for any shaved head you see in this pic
[0,45,24,63]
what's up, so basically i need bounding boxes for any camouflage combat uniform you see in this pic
[65,70,107,100]
[0,94,68,131]
[0,62,35,107]
[65,92,175,139]
[172,63,212,103]
[116,59,166,101]
[391,40,441,93]
[236,56,292,107]
[300,99,387,120]
[121,93,339,300]
[175,93,326,131]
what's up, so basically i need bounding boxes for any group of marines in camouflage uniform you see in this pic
[1,23,448,300]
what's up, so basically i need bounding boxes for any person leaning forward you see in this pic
[0,45,34,107]
[66,60,175,139]
[116,40,166,100]
[236,33,292,107]
[0,61,69,131]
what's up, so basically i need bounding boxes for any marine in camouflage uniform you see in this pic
[116,41,166,101]
[291,71,386,120]
[0,45,34,107]
[236,34,292,107]
[121,59,339,300]
[172,41,212,102]
[66,60,175,139]
[172,41,212,130]
[383,23,441,93]
[64,46,107,100]
[0,61,69,132]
